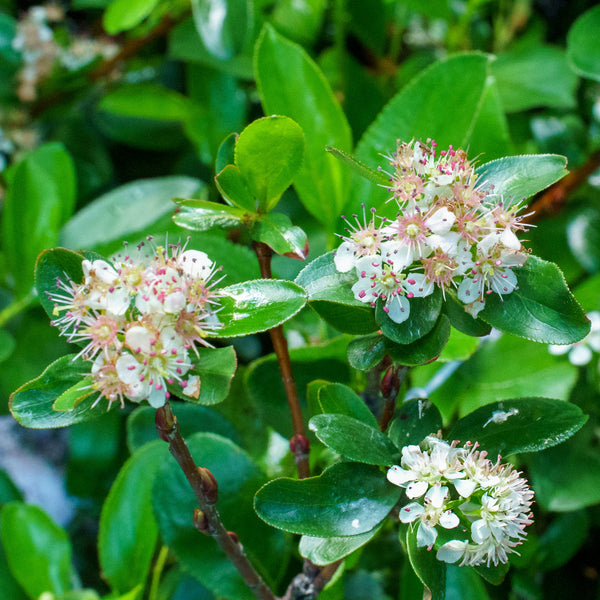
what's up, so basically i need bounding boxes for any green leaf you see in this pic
[406,526,446,600]
[443,292,491,337]
[475,154,568,206]
[214,164,256,210]
[346,334,387,371]
[235,115,305,212]
[352,53,493,213]
[480,257,590,344]
[375,290,442,345]
[567,4,600,82]
[254,462,401,536]
[567,207,600,273]
[251,213,308,259]
[2,143,76,296]
[299,524,382,566]
[0,470,22,508]
[190,0,252,61]
[492,45,577,112]
[9,355,101,429]
[448,397,587,456]
[53,377,94,411]
[213,279,306,337]
[0,502,74,598]
[384,315,451,366]
[103,0,159,33]
[0,329,16,364]
[184,345,237,405]
[325,146,389,186]
[61,177,205,251]
[388,399,443,449]
[430,333,578,421]
[153,433,284,600]
[254,24,352,227]
[437,328,480,363]
[99,442,167,593]
[309,414,400,464]
[317,382,378,428]
[216,132,238,174]
[295,251,378,335]
[535,511,589,572]
[172,198,250,232]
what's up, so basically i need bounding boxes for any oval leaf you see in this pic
[480,256,590,344]
[213,279,307,337]
[347,333,387,372]
[99,441,167,593]
[9,355,100,429]
[309,414,400,465]
[214,164,256,210]
[567,4,600,82]
[254,462,401,536]
[172,198,249,232]
[0,502,74,598]
[235,115,305,212]
[184,345,237,405]
[251,212,308,259]
[317,382,379,428]
[388,399,443,449]
[448,397,587,457]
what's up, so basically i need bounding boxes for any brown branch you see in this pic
[155,403,277,600]
[525,149,600,224]
[379,365,408,433]
[253,241,310,479]
[281,559,343,600]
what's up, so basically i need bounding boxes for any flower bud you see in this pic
[199,467,219,504]
[227,530,239,545]
[193,509,209,534]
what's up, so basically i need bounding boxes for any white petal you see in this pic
[179,250,213,278]
[163,290,187,314]
[105,287,130,316]
[439,510,460,529]
[116,354,142,385]
[147,385,167,408]
[387,465,414,487]
[404,273,434,298]
[425,485,448,508]
[500,227,521,250]
[399,502,424,523]
[426,207,456,235]
[457,276,482,304]
[471,520,491,544]
[333,242,357,272]
[416,523,438,548]
[569,344,592,366]
[381,242,413,269]
[453,478,477,498]
[406,480,428,499]
[548,343,571,356]
[386,295,410,324]
[427,231,460,255]
[125,325,154,354]
[436,540,468,564]
[464,298,486,318]
[351,279,373,304]
[491,268,518,296]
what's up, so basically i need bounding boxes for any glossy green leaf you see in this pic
[346,333,387,371]
[475,154,568,206]
[317,382,378,428]
[406,526,446,600]
[0,543,27,600]
[448,397,587,456]
[385,315,451,366]
[299,523,382,566]
[0,329,16,364]
[61,177,204,250]
[53,377,94,411]
[430,333,578,421]
[3,143,76,296]
[492,45,577,112]
[375,290,442,345]
[295,251,378,334]
[214,164,256,210]
[352,53,493,213]
[254,24,352,227]
[388,399,443,449]
[99,441,167,593]
[184,345,237,405]
[325,146,389,186]
[235,115,305,212]
[446,565,491,599]
[437,328,480,363]
[567,207,600,273]
[213,279,306,337]
[443,292,491,337]
[251,213,308,259]
[0,502,74,598]
[309,414,400,465]
[270,0,327,45]
[9,355,101,429]
[567,4,600,82]
[153,433,284,600]
[190,0,252,61]
[480,257,590,344]
[216,132,238,174]
[254,462,401,536]
[535,511,589,572]
[172,198,249,232]
[103,0,159,33]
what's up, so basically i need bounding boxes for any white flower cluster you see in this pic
[334,139,531,322]
[387,435,534,567]
[549,311,600,366]
[47,241,223,409]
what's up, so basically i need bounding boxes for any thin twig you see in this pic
[155,402,277,600]
[253,241,310,479]
[379,365,409,433]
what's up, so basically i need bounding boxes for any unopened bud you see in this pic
[380,366,400,400]
[227,530,239,545]
[193,509,209,534]
[155,405,176,442]
[290,434,310,459]
[199,467,219,504]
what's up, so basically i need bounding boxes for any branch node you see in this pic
[193,509,209,535]
[198,467,219,504]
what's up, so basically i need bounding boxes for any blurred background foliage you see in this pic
[1,0,600,599]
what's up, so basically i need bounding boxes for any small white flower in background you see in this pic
[333,139,532,323]
[387,435,534,567]
[549,311,600,366]
[47,239,224,409]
